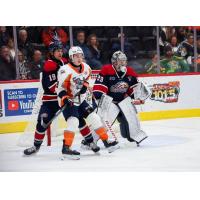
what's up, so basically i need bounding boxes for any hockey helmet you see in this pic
[111,51,127,64]
[111,51,127,72]
[69,46,84,58]
[48,40,63,53]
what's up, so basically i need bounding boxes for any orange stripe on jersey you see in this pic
[62,74,73,98]
[85,68,91,81]
[68,63,85,74]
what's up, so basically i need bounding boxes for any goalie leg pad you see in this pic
[97,94,120,125]
[96,94,120,141]
[118,97,147,143]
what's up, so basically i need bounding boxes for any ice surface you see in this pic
[0,117,200,172]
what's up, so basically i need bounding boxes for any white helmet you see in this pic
[68,46,84,60]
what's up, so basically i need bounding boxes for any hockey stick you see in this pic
[41,92,82,131]
[40,103,68,146]
[41,89,82,145]
[41,103,68,130]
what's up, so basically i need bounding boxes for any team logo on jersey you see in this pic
[110,81,129,93]
[150,81,180,103]
[73,76,84,89]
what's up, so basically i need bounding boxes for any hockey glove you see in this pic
[80,81,89,94]
[61,96,73,107]
[80,85,87,94]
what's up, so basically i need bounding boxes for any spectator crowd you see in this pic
[0,26,200,81]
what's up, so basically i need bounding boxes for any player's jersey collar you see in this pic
[111,65,127,79]
[68,62,85,74]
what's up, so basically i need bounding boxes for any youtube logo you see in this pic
[8,100,19,111]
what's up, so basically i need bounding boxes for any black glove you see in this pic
[62,96,73,107]
[80,81,89,94]
[79,85,87,94]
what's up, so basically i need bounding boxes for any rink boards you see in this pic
[0,72,200,133]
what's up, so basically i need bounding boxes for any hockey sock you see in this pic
[64,130,75,147]
[95,127,108,141]
[80,125,94,143]
[34,130,45,148]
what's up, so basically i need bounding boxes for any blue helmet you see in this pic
[48,40,63,53]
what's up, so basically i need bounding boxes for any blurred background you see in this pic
[0,26,200,81]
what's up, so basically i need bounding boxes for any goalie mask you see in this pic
[111,51,127,72]
[69,46,84,66]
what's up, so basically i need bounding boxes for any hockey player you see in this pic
[24,43,100,156]
[56,46,119,159]
[23,41,68,155]
[92,51,150,145]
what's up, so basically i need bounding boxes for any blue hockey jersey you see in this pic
[93,64,138,103]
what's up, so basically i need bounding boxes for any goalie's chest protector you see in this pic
[94,64,138,102]
[107,73,132,102]
[59,62,91,98]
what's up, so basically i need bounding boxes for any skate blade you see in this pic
[60,154,80,160]
[108,144,120,153]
